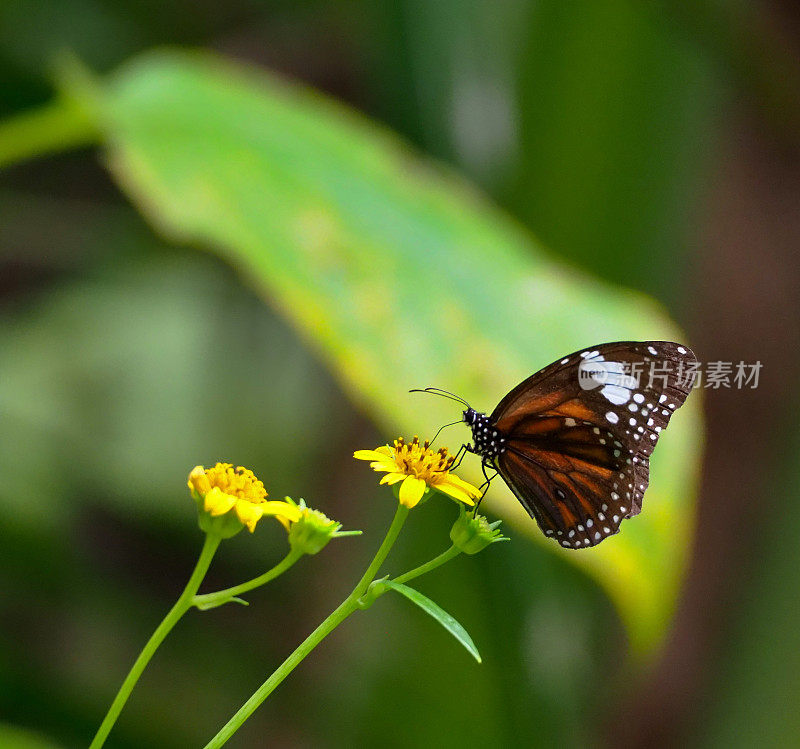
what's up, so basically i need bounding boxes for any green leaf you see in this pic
[383,579,481,663]
[72,49,703,655]
[193,595,249,611]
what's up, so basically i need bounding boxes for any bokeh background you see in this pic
[1,2,798,747]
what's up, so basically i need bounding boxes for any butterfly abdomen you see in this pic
[463,408,506,460]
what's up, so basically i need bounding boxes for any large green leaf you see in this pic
[77,50,702,655]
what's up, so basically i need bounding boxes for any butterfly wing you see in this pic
[491,341,696,549]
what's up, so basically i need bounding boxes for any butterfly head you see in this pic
[462,407,478,425]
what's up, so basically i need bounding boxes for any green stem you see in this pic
[0,97,98,170]
[203,504,409,749]
[90,534,221,749]
[393,544,461,585]
[193,548,303,609]
[352,504,409,597]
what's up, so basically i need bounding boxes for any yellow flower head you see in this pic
[188,463,301,535]
[354,437,482,509]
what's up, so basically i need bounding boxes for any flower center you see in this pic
[205,463,267,504]
[392,436,455,482]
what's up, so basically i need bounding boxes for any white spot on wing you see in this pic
[601,384,631,405]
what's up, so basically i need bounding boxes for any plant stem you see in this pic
[193,548,303,609]
[0,97,98,170]
[393,544,461,585]
[90,534,221,749]
[203,504,409,749]
[351,504,409,597]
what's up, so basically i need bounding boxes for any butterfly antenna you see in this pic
[428,419,463,447]
[409,387,471,409]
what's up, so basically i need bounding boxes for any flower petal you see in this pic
[379,472,406,485]
[234,499,264,533]
[434,481,476,506]
[188,465,211,495]
[398,476,427,508]
[369,461,398,473]
[443,474,483,499]
[353,449,393,462]
[261,500,302,524]
[204,487,237,516]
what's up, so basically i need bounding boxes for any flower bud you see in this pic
[450,506,509,555]
[288,500,343,555]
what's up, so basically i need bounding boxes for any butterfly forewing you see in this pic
[488,341,696,549]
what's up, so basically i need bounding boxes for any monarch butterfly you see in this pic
[415,341,697,549]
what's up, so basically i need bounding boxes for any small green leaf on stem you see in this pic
[382,580,481,663]
[194,595,249,611]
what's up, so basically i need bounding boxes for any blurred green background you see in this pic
[0,2,797,747]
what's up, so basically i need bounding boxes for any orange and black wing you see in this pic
[491,341,696,549]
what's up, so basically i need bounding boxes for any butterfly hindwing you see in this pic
[496,417,636,547]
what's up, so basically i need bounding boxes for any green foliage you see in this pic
[69,49,703,654]
[383,579,482,663]
[510,0,719,302]
[0,724,62,749]
[698,425,800,747]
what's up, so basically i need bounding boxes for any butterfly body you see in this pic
[463,408,506,460]
[459,341,697,549]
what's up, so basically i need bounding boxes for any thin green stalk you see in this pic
[204,504,410,749]
[90,534,222,749]
[393,544,461,585]
[193,548,303,610]
[0,97,98,169]
[351,504,409,597]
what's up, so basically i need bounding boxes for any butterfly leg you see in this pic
[473,460,499,514]
[450,443,473,470]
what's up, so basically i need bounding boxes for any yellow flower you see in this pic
[354,436,482,509]
[188,463,301,535]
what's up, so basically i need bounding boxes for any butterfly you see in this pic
[416,341,697,549]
